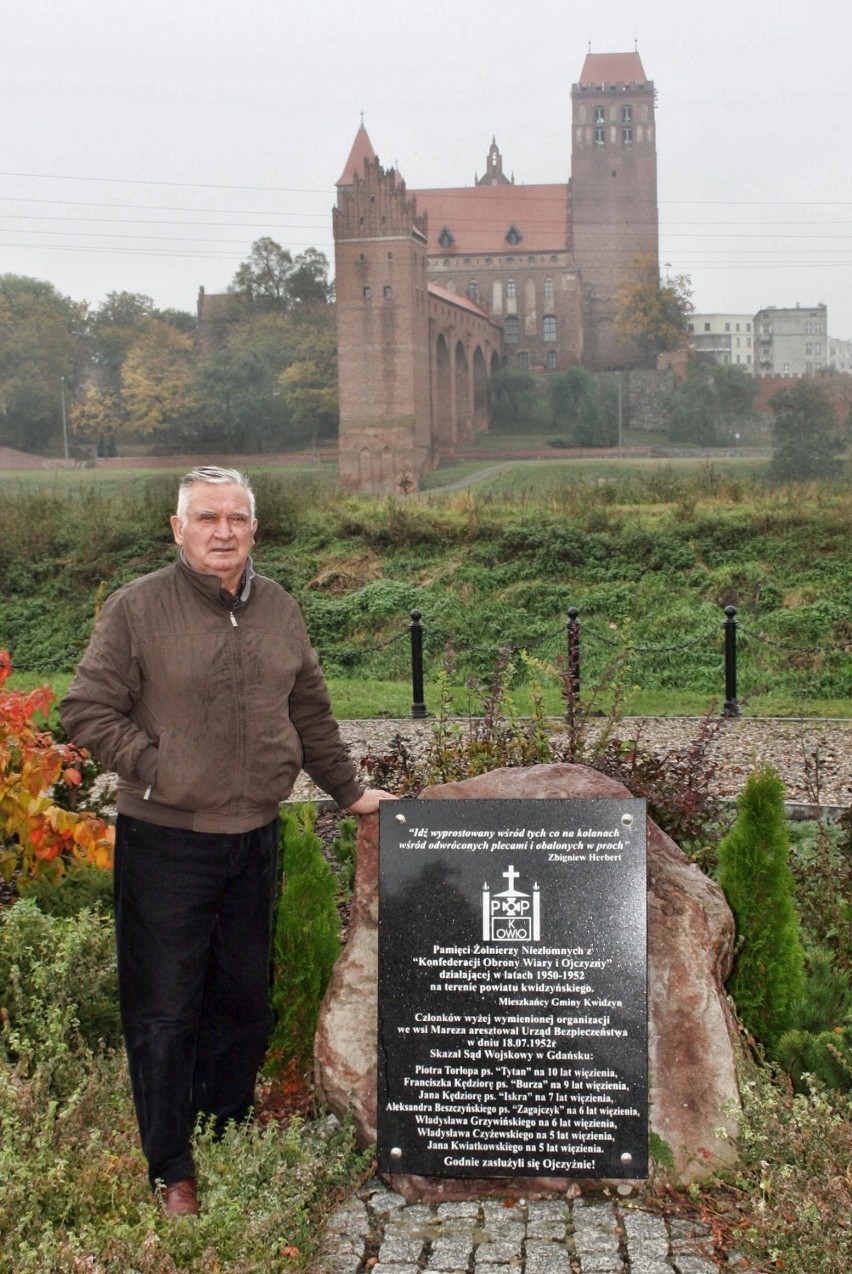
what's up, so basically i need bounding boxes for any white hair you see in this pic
[175,466,256,523]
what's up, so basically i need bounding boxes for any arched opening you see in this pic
[455,339,470,441]
[434,333,452,448]
[472,347,488,431]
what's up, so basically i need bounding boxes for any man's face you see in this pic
[170,482,257,593]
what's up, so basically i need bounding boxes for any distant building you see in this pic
[828,335,852,374]
[688,314,754,371]
[754,304,828,377]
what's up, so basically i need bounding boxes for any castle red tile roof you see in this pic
[427,281,492,319]
[578,51,648,85]
[337,123,378,187]
[412,184,570,255]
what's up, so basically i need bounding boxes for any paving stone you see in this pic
[437,1200,482,1220]
[428,1234,476,1270]
[378,1233,428,1265]
[468,1263,521,1274]
[524,1237,575,1273]
[324,1196,369,1236]
[481,1200,529,1228]
[627,1260,672,1274]
[669,1258,718,1274]
[316,1241,363,1274]
[574,1259,624,1274]
[315,1176,750,1273]
[475,1237,525,1264]
[525,1199,570,1241]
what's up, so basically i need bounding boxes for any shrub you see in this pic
[267,805,341,1071]
[16,863,115,918]
[774,947,852,1091]
[717,767,805,1055]
[732,1063,852,1274]
[0,650,114,884]
[0,900,120,1090]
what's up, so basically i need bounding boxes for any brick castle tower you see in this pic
[334,125,433,493]
[571,50,659,369]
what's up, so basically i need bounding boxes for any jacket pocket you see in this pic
[151,729,222,812]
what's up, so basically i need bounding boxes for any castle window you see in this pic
[595,106,605,123]
[622,126,633,144]
[363,286,372,300]
[546,350,557,370]
[468,280,479,302]
[621,104,633,123]
[518,351,529,370]
[594,127,605,145]
[506,278,516,300]
[544,276,555,303]
[543,315,557,342]
[383,285,392,300]
[504,315,520,343]
[438,227,454,249]
[505,225,522,246]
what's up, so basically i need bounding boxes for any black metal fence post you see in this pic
[722,605,740,718]
[566,606,581,726]
[409,609,428,718]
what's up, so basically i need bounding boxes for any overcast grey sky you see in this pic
[4,0,852,335]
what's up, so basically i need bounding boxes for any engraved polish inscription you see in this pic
[378,798,647,1178]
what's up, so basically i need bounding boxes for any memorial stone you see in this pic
[378,798,647,1180]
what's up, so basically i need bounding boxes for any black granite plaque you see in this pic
[377,798,647,1179]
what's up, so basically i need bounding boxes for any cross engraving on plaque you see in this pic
[482,862,541,942]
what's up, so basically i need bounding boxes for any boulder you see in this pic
[313,763,741,1195]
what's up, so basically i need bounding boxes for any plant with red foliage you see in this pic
[0,650,114,884]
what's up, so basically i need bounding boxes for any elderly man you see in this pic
[61,466,392,1215]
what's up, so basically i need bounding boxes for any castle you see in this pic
[334,49,659,493]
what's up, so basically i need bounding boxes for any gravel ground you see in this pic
[291,715,852,813]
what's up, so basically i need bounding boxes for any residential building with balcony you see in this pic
[754,304,828,377]
[687,314,753,370]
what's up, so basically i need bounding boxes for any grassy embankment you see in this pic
[1,456,849,719]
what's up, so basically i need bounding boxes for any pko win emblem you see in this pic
[482,865,541,943]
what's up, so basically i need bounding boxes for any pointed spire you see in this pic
[336,119,378,187]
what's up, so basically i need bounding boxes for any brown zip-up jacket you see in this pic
[60,555,363,833]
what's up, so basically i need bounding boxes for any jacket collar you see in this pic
[177,552,255,608]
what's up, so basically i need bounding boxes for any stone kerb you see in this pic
[313,763,741,1198]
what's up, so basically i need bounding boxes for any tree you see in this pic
[549,366,618,446]
[195,300,338,451]
[230,239,332,310]
[717,767,804,1055]
[615,254,693,362]
[490,370,549,432]
[286,247,334,308]
[121,320,198,439]
[87,291,155,390]
[0,275,87,453]
[665,360,757,446]
[769,378,849,480]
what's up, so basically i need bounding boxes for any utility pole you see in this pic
[60,376,69,461]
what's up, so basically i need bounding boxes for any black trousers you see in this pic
[113,814,279,1188]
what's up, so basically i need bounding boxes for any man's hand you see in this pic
[344,788,399,815]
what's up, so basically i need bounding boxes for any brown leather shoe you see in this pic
[161,1178,200,1216]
